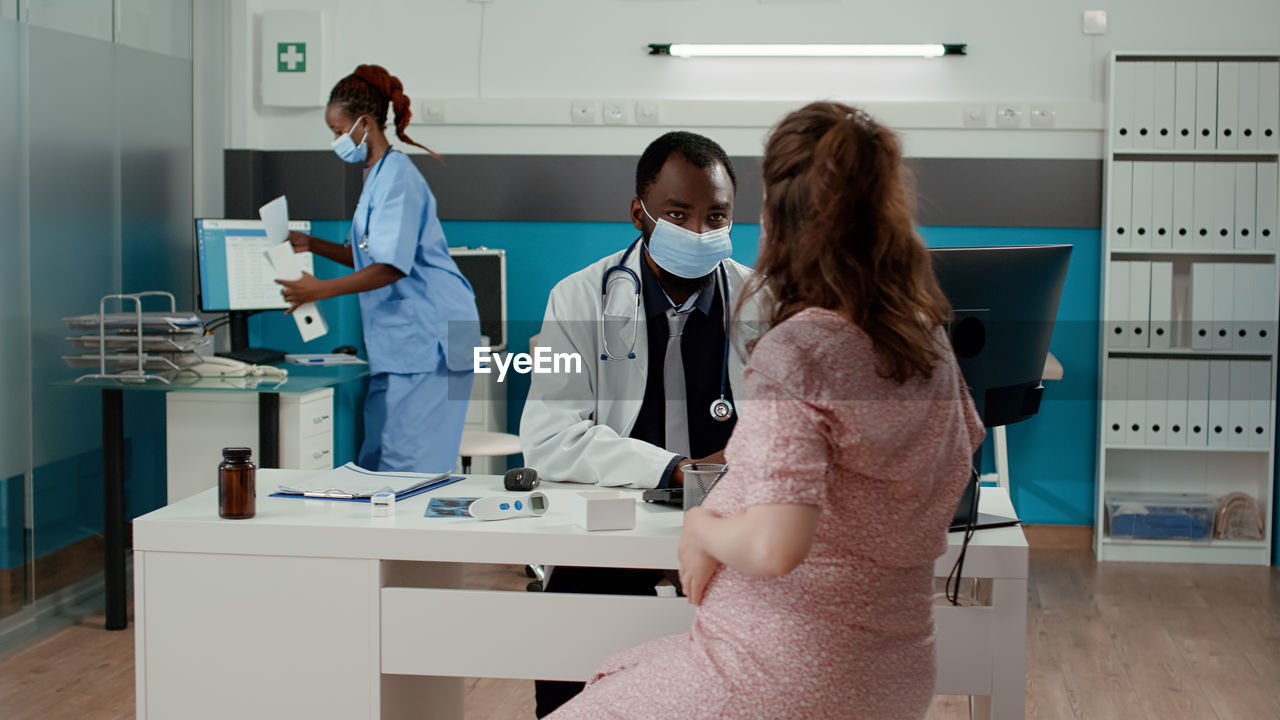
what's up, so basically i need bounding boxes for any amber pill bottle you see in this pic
[218,447,256,519]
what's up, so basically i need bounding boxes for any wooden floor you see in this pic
[1,538,1278,720]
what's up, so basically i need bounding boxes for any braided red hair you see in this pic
[330,64,441,160]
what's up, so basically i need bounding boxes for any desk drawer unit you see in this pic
[165,388,335,503]
[279,390,335,469]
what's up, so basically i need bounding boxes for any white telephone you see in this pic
[185,356,288,379]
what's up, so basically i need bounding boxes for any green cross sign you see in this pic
[277,43,306,73]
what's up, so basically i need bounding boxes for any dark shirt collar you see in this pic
[638,245,718,318]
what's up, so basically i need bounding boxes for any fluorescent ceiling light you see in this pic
[648,43,966,58]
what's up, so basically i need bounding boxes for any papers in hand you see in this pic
[259,195,329,343]
[276,462,451,499]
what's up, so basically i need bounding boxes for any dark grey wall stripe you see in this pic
[224,150,1101,228]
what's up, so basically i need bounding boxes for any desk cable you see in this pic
[944,466,980,606]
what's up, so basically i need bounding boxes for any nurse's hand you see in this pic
[287,231,312,253]
[276,272,324,314]
[678,507,722,606]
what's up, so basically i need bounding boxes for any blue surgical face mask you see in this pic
[641,201,733,279]
[330,116,369,164]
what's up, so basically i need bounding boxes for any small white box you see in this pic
[371,492,394,517]
[571,492,636,531]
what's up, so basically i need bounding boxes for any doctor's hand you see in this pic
[671,450,727,488]
[276,272,324,314]
[678,507,722,606]
[286,230,312,253]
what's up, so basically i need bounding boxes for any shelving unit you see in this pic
[1097,52,1280,565]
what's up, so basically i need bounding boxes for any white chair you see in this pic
[457,430,522,474]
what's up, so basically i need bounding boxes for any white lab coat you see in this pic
[520,245,764,488]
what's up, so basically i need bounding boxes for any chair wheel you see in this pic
[527,581,543,592]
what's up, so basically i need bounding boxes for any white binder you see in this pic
[1166,360,1190,447]
[1145,359,1169,446]
[1212,263,1235,350]
[1195,62,1219,150]
[1187,360,1210,446]
[1151,163,1174,248]
[1235,163,1257,249]
[1237,62,1260,152]
[1105,358,1128,445]
[1153,62,1177,149]
[1172,162,1195,249]
[1260,61,1279,152]
[1191,263,1215,350]
[1208,360,1232,447]
[1133,62,1156,150]
[1174,62,1198,150]
[1228,360,1251,447]
[1218,62,1240,150]
[1193,162,1215,250]
[1149,262,1173,349]
[1111,161,1133,248]
[1214,162,1236,251]
[1107,261,1130,349]
[1257,162,1278,250]
[1253,264,1276,353]
[1127,358,1148,446]
[1249,361,1272,448]
[1129,261,1152,349]
[1132,162,1154,249]
[1232,263,1254,349]
[1113,61,1136,150]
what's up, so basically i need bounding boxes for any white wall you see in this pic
[203,0,1280,161]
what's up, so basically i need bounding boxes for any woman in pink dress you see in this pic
[548,102,985,720]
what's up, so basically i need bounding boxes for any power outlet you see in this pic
[636,101,660,125]
[603,101,630,125]
[570,101,600,124]
[995,105,1024,128]
[962,105,988,127]
[420,100,445,123]
[1029,105,1055,128]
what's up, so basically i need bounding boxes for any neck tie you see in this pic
[664,308,692,458]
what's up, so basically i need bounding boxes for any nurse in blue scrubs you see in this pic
[278,64,480,473]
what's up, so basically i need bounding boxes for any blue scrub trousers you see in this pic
[359,366,474,473]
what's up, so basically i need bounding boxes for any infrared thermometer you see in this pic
[468,492,550,521]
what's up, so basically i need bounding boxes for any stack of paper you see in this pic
[276,463,453,499]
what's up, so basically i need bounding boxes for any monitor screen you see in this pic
[196,219,313,312]
[930,244,1072,428]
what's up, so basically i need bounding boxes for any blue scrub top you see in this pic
[349,150,480,375]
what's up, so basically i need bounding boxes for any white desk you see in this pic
[133,471,1027,720]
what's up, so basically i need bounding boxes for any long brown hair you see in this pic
[744,102,951,383]
[329,64,441,161]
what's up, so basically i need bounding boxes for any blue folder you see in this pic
[269,475,466,502]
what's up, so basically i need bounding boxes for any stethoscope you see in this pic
[599,238,735,423]
[356,147,394,254]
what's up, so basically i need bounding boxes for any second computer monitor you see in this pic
[930,244,1072,429]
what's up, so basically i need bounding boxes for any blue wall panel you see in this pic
[253,220,1103,525]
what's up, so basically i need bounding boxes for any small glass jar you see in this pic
[218,447,256,519]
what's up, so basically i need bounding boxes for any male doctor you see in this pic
[520,131,762,717]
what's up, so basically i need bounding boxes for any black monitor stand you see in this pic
[217,311,286,365]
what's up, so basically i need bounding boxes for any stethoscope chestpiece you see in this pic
[710,397,734,422]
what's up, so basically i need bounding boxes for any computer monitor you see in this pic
[196,218,313,358]
[930,245,1072,429]
[931,244,1072,533]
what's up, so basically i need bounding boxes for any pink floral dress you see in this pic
[550,307,985,720]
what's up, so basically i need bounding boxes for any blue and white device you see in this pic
[468,492,549,521]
